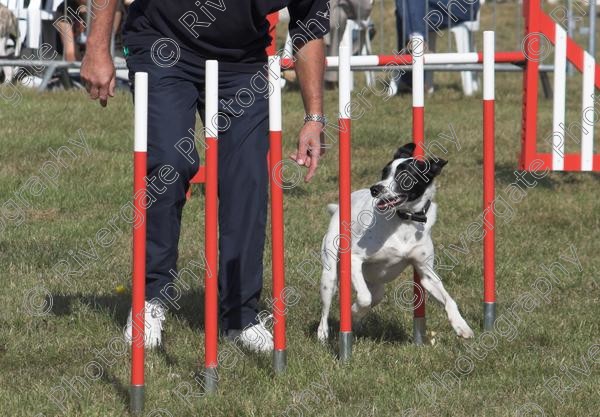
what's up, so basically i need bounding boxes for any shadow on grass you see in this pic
[49,288,207,332]
[355,312,410,344]
[493,163,599,189]
[284,186,309,198]
[305,311,411,359]
[101,367,129,407]
[48,289,277,368]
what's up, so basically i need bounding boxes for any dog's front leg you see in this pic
[350,257,374,324]
[413,256,475,339]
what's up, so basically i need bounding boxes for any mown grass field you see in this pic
[1,2,599,416]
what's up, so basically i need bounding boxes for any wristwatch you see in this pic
[304,114,328,126]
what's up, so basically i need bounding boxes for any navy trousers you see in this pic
[395,0,480,48]
[394,0,480,88]
[125,44,270,332]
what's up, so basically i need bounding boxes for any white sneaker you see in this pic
[228,316,274,353]
[124,300,166,349]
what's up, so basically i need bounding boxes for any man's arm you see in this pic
[295,38,325,116]
[290,37,327,182]
[80,0,119,106]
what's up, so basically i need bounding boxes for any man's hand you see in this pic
[79,0,118,106]
[81,51,116,107]
[292,37,327,183]
[290,121,326,182]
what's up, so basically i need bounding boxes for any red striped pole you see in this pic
[204,60,219,392]
[483,32,496,331]
[268,56,287,373]
[411,36,427,346]
[338,42,353,362]
[130,72,148,415]
[520,0,541,169]
[279,51,527,69]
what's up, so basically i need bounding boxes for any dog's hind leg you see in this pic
[317,249,338,343]
[413,257,474,339]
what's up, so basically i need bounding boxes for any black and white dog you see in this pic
[317,143,474,342]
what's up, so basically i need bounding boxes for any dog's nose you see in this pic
[370,185,384,197]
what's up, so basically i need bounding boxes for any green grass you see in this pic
[1,2,600,416]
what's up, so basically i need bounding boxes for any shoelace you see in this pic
[147,303,166,331]
[258,314,274,336]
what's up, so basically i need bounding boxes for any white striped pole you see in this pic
[338,43,353,362]
[581,51,595,171]
[483,31,496,331]
[268,55,287,373]
[411,35,426,346]
[204,60,219,393]
[130,71,148,416]
[552,24,567,171]
[289,51,523,69]
[341,22,354,91]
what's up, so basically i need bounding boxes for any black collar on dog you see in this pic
[397,200,431,223]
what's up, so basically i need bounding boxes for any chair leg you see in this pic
[363,27,375,88]
[540,72,552,99]
[468,30,479,93]
[452,26,475,96]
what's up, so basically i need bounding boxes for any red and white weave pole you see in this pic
[204,60,219,393]
[338,42,353,362]
[411,36,426,346]
[268,55,287,373]
[552,24,567,171]
[483,31,496,331]
[280,51,526,70]
[130,71,148,416]
[580,50,596,171]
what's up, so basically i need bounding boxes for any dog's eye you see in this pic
[394,163,407,179]
[381,165,391,180]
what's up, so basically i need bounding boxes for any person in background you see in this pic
[0,4,19,83]
[54,0,128,61]
[392,0,480,94]
[53,0,87,61]
[325,0,373,88]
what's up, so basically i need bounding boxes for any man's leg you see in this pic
[435,0,479,27]
[199,68,270,332]
[394,0,406,52]
[393,0,419,90]
[128,63,200,303]
[405,0,427,39]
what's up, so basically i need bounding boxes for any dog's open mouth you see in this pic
[376,195,406,210]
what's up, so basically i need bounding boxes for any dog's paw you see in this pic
[317,324,329,343]
[452,319,475,339]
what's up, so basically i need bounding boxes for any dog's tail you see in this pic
[326,204,339,215]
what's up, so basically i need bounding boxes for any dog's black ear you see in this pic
[394,143,416,159]
[427,158,448,177]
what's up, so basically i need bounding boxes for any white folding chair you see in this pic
[282,14,376,88]
[26,0,58,50]
[449,7,481,96]
[346,17,376,87]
